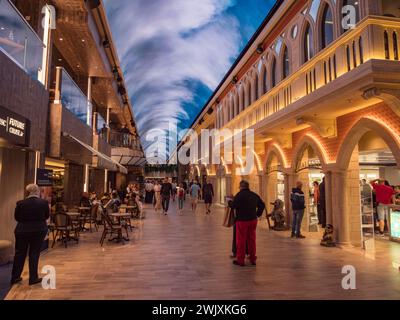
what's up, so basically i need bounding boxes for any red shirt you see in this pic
[372,183,394,205]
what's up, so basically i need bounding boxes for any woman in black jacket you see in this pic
[11,184,49,286]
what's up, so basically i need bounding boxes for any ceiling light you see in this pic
[59,38,63,41]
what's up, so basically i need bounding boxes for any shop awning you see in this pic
[63,133,128,174]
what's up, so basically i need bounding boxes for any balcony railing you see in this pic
[110,131,141,150]
[221,17,400,133]
[0,0,43,80]
[56,67,92,127]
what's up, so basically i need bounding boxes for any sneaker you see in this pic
[29,278,42,286]
[291,233,295,238]
[232,260,245,267]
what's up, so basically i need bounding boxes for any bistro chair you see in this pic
[52,213,79,248]
[119,207,133,232]
[86,204,99,232]
[78,207,91,231]
[100,211,123,246]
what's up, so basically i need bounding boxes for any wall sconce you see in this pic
[232,76,238,84]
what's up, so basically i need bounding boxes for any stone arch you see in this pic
[291,134,329,172]
[336,117,400,170]
[265,143,289,171]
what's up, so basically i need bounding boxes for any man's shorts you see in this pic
[191,196,198,204]
[377,204,389,221]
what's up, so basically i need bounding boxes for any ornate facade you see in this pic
[180,0,400,247]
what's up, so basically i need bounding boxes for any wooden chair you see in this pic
[86,204,99,232]
[100,211,123,246]
[52,213,79,248]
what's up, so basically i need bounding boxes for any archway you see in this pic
[265,151,285,206]
[216,163,231,205]
[291,136,328,235]
[336,117,400,248]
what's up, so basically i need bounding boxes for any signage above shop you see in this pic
[0,105,30,146]
[36,169,53,187]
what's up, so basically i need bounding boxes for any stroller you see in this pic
[266,199,288,231]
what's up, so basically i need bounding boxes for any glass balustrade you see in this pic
[0,0,43,80]
[58,67,92,126]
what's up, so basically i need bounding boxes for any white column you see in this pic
[87,77,93,127]
[106,107,111,143]
[83,164,90,193]
[104,169,108,193]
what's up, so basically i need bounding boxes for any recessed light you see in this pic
[82,39,85,42]
[59,38,63,41]
[58,58,62,62]
[1,27,5,30]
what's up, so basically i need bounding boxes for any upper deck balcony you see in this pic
[110,131,145,166]
[0,0,44,82]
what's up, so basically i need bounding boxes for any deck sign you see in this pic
[0,105,30,146]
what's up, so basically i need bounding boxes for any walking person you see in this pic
[229,181,265,267]
[203,180,214,215]
[190,181,201,213]
[370,179,395,236]
[153,180,162,213]
[177,183,185,214]
[161,178,173,215]
[171,180,177,202]
[290,181,306,239]
[10,184,50,286]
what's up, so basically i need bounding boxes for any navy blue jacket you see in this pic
[14,196,49,234]
[290,188,306,210]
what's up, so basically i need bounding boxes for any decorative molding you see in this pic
[266,134,292,149]
[362,87,400,117]
[296,117,337,138]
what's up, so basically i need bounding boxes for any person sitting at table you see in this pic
[105,192,121,214]
[79,192,92,208]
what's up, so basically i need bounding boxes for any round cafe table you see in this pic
[110,213,131,242]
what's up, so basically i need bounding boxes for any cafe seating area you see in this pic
[50,203,142,248]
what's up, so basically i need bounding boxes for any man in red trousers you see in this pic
[229,180,265,267]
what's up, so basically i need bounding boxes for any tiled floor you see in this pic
[5,201,400,300]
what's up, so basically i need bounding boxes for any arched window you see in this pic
[321,3,334,49]
[262,65,268,94]
[253,75,259,102]
[230,96,234,120]
[384,31,390,59]
[303,23,314,63]
[271,57,277,87]
[245,81,251,107]
[394,32,399,61]
[234,93,239,115]
[342,0,360,33]
[282,45,290,79]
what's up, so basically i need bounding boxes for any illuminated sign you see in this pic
[0,105,30,146]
